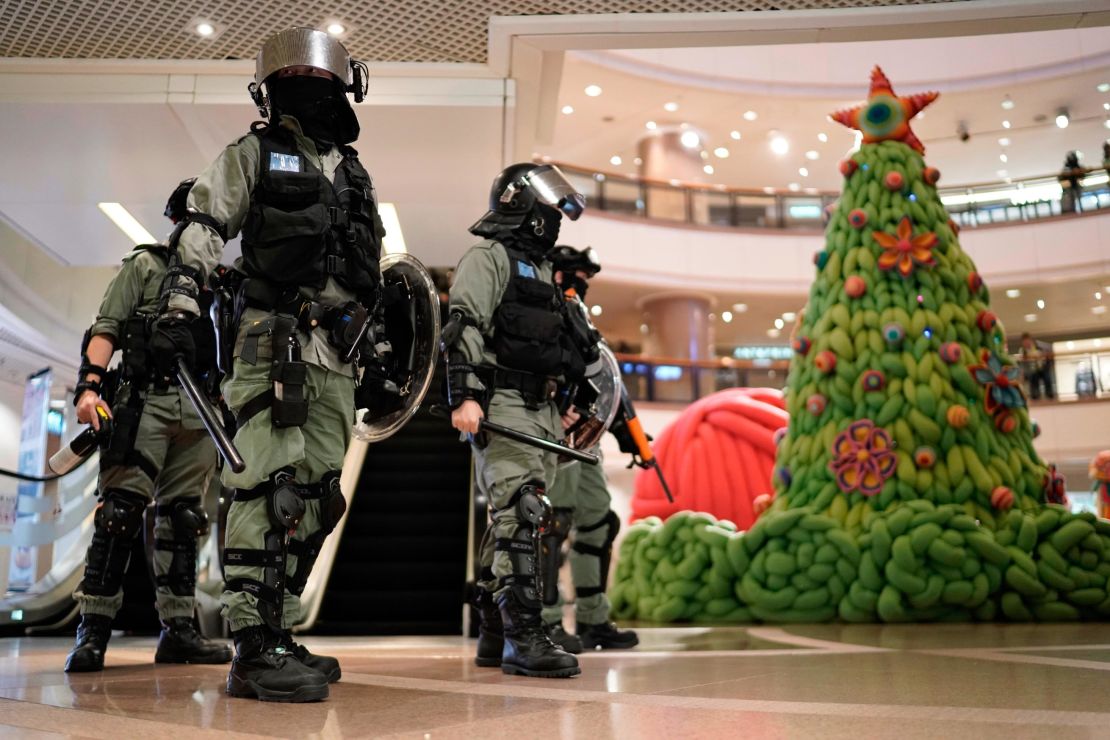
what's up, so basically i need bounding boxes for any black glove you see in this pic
[151,314,196,384]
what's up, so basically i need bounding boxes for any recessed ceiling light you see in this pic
[326,22,346,36]
[640,323,649,335]
[703,164,715,175]
[645,121,657,130]
[584,85,602,97]
[767,328,781,338]
[633,157,643,166]
[1024,313,1037,322]
[561,105,574,115]
[700,150,709,160]
[98,202,156,244]
[610,155,622,166]
[195,21,215,36]
[817,133,828,143]
[663,101,679,112]
[1096,338,1104,347]
[1006,288,1021,298]
[743,110,758,121]
[680,131,701,149]
[714,147,730,158]
[1002,120,1011,129]
[1093,306,1108,315]
[590,305,603,316]
[999,154,1008,163]
[721,311,733,323]
[1055,108,1070,129]
[1104,103,1110,111]
[798,167,809,177]
[1105,119,1110,130]
[770,135,789,156]
[1096,291,1103,300]
[774,318,785,329]
[782,312,796,321]
[762,186,775,194]
[1037,298,1046,309]
[733,303,748,313]
[805,150,819,160]
[998,137,1010,147]
[1066,340,1075,350]
[787,183,800,192]
[1098,83,1110,93]
[1001,95,1014,110]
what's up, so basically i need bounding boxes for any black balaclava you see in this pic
[513,202,561,259]
[268,75,360,149]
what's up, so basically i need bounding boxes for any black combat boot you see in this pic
[226,626,329,702]
[474,588,504,667]
[544,621,583,654]
[498,592,580,678]
[64,614,113,673]
[281,630,341,683]
[154,617,233,664]
[577,621,639,650]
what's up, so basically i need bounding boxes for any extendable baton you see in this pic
[176,357,246,473]
[431,405,599,466]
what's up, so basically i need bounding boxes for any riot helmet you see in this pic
[164,178,195,224]
[248,27,368,147]
[549,245,601,299]
[469,163,586,250]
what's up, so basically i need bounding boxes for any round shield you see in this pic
[352,253,441,443]
[562,344,622,462]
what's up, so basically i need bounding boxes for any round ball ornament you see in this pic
[753,494,774,517]
[968,271,983,293]
[976,310,998,332]
[861,370,885,391]
[1032,419,1042,439]
[839,159,858,177]
[792,336,812,355]
[938,342,962,364]
[946,405,970,428]
[814,250,829,269]
[994,411,1018,434]
[990,486,1014,511]
[814,351,837,374]
[882,322,906,346]
[806,394,828,416]
[845,275,867,298]
[914,446,937,468]
[848,209,869,229]
[923,167,941,185]
[883,171,904,191]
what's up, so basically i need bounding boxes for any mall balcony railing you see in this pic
[552,161,1110,231]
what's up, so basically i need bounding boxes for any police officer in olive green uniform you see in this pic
[65,179,231,673]
[445,163,593,678]
[152,28,387,702]
[541,246,639,653]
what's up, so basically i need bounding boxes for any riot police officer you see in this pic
[152,28,387,702]
[541,246,638,653]
[444,163,595,678]
[65,178,231,672]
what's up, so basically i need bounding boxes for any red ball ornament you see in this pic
[861,370,885,391]
[914,446,937,468]
[815,351,837,374]
[792,336,812,355]
[848,209,868,229]
[839,159,858,177]
[947,405,970,428]
[990,486,1014,511]
[845,275,867,298]
[806,394,828,416]
[883,171,905,191]
[976,310,998,332]
[994,411,1018,434]
[938,342,962,364]
[968,272,982,292]
[923,167,941,185]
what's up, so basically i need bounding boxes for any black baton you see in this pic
[431,405,599,466]
[176,357,246,473]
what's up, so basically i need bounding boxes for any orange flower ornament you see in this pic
[873,216,938,278]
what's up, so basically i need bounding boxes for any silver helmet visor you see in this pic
[527,165,586,221]
[256,27,352,86]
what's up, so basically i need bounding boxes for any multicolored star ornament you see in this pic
[831,66,938,154]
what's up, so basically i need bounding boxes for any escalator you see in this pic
[312,395,474,635]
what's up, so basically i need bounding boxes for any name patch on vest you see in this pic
[269,153,301,173]
[515,260,536,279]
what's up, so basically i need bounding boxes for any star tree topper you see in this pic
[831,66,938,154]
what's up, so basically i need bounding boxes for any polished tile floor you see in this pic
[1,623,1109,739]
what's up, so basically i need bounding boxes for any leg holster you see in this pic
[82,489,147,596]
[223,468,306,631]
[234,316,309,432]
[539,506,574,607]
[153,496,209,597]
[286,471,347,596]
[573,510,620,599]
[493,482,552,609]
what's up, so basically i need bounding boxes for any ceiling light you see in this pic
[817,133,828,143]
[561,105,574,115]
[722,311,733,323]
[610,155,622,166]
[195,21,215,37]
[640,323,649,335]
[774,318,785,329]
[805,150,819,160]
[663,101,679,112]
[1002,120,1011,129]
[1098,83,1110,93]
[1055,108,1069,129]
[700,150,709,160]
[767,328,781,338]
[1006,288,1021,298]
[733,303,748,313]
[633,157,643,166]
[782,312,796,321]
[584,85,602,97]
[996,169,1009,178]
[743,110,758,121]
[1096,291,1103,300]
[680,131,701,149]
[1036,298,1045,310]
[1024,313,1037,322]
[787,183,800,192]
[999,154,1008,163]
[1096,338,1104,347]
[1093,306,1108,315]
[703,164,715,175]
[326,22,346,36]
[97,202,156,244]
[730,131,741,141]
[998,137,1010,147]
[770,135,790,156]
[1001,95,1014,110]
[645,121,657,130]
[1066,341,1075,350]
[762,186,775,194]
[1105,103,1110,111]
[798,167,809,177]
[714,147,730,158]
[1105,119,1110,130]
[590,305,603,317]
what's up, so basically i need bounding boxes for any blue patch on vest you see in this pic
[269,153,301,173]
[515,260,536,279]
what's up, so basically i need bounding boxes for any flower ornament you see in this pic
[861,370,885,391]
[914,446,937,468]
[873,216,938,278]
[969,350,1026,414]
[828,420,897,496]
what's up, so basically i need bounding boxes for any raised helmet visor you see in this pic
[255,27,352,85]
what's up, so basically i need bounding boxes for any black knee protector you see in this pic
[573,510,621,598]
[493,482,552,608]
[82,489,146,596]
[287,471,346,596]
[539,506,573,607]
[154,497,209,597]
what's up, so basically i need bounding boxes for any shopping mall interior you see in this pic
[2,1,1110,737]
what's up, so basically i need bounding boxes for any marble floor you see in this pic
[1,623,1109,739]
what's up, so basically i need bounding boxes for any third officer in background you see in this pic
[152,28,389,702]
[444,163,596,678]
[541,246,639,653]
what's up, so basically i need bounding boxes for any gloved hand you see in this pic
[151,314,196,383]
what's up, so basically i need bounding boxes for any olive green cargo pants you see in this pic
[75,389,218,620]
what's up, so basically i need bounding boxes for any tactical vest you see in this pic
[240,126,381,299]
[490,242,565,377]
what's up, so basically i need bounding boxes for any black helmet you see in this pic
[470,163,586,238]
[549,245,601,277]
[164,178,196,223]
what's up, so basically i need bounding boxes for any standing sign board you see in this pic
[7,369,52,592]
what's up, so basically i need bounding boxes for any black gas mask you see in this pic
[268,75,360,148]
[557,272,590,300]
[519,202,561,252]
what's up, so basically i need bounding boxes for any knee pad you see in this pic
[538,506,574,607]
[267,469,306,534]
[492,482,552,608]
[573,510,621,599]
[154,497,209,597]
[83,489,146,596]
[286,471,346,596]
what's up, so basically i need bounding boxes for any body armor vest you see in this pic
[241,126,381,300]
[490,242,565,378]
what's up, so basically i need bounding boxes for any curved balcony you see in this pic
[554,161,1110,232]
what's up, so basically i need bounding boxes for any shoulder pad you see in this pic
[122,244,169,263]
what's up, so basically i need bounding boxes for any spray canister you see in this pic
[48,407,111,475]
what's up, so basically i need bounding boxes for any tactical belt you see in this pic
[490,368,560,407]
[241,278,364,341]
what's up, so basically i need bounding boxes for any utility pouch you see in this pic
[327,301,370,362]
[120,316,152,385]
[270,316,308,428]
[101,402,142,468]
